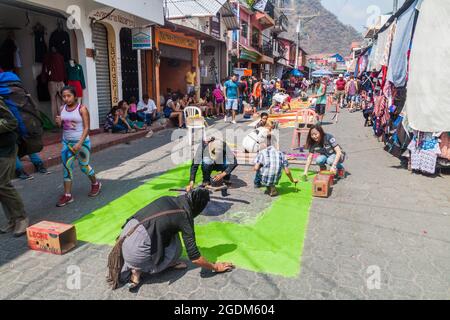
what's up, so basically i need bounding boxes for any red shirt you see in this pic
[336,79,346,91]
[42,52,66,82]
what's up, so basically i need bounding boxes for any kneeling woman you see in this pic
[107,188,234,290]
[303,125,345,179]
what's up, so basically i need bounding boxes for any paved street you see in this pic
[0,110,449,300]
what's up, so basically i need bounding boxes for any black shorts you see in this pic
[315,104,326,115]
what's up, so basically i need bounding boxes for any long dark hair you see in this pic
[305,124,325,149]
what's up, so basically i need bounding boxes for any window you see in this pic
[252,27,260,48]
[241,21,248,39]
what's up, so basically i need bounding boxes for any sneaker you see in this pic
[89,182,102,197]
[224,116,228,122]
[35,164,50,175]
[16,170,34,181]
[0,221,15,234]
[13,218,29,237]
[231,120,237,124]
[56,194,74,207]
[145,130,154,138]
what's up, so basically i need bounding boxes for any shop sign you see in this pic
[90,10,136,28]
[132,27,152,50]
[210,13,221,39]
[157,29,197,50]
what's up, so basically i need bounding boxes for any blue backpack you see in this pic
[0,72,43,157]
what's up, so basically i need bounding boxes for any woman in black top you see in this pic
[303,125,345,179]
[119,188,234,289]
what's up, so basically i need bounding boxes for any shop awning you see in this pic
[166,0,228,19]
[240,47,262,63]
[94,0,164,25]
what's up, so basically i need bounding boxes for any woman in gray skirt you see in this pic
[114,187,234,290]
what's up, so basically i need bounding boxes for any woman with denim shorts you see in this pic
[302,124,345,180]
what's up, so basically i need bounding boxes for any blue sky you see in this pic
[321,0,406,32]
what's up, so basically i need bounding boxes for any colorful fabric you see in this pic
[225,80,239,99]
[61,139,94,182]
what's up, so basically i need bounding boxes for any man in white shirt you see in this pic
[137,94,159,125]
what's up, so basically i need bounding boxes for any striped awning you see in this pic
[240,47,262,63]
[166,0,228,19]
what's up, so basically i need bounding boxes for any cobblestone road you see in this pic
[1,110,449,300]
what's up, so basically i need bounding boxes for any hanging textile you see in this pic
[367,40,377,71]
[405,0,450,132]
[407,134,441,174]
[381,21,397,68]
[439,133,450,161]
[387,0,418,88]
[372,28,388,71]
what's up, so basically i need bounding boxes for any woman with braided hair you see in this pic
[107,187,234,291]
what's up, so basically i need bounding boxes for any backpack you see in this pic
[0,72,44,157]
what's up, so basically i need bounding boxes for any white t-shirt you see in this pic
[137,99,157,114]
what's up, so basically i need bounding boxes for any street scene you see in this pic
[0,0,449,301]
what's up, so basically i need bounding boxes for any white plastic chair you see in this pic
[184,106,206,145]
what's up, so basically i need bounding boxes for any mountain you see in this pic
[285,0,363,56]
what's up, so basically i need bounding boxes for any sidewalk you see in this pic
[19,123,168,175]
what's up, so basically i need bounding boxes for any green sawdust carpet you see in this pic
[73,165,314,277]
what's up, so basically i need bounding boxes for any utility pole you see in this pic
[393,0,399,12]
[294,13,320,70]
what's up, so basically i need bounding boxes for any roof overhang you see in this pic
[94,0,164,24]
[165,0,227,19]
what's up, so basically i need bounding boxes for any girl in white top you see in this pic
[55,86,101,207]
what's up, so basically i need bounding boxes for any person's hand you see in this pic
[72,143,82,153]
[212,172,226,183]
[55,116,62,127]
[186,182,194,192]
[330,166,337,174]
[214,262,235,273]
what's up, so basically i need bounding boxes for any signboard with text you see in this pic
[132,27,152,50]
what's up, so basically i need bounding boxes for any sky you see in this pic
[321,0,406,33]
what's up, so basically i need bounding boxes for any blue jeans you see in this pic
[316,154,344,169]
[238,96,244,114]
[16,153,43,171]
[254,170,262,186]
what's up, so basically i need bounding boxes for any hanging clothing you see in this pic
[408,137,441,174]
[49,29,71,61]
[404,0,450,132]
[439,133,450,160]
[387,0,418,87]
[42,52,66,82]
[372,28,389,70]
[0,38,17,71]
[66,62,85,97]
[381,22,397,67]
[34,28,47,63]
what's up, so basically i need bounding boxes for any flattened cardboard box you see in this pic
[27,221,77,255]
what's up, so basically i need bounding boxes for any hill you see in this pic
[285,0,363,56]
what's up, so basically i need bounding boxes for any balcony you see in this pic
[272,13,289,35]
[254,0,276,29]
[262,34,273,58]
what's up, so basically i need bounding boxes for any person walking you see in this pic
[223,74,239,124]
[55,86,101,207]
[312,77,328,125]
[346,75,359,112]
[0,97,29,236]
[335,74,347,109]
[16,153,49,180]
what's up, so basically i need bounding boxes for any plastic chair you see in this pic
[184,106,206,145]
[291,109,318,150]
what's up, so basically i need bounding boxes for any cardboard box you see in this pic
[318,170,335,186]
[27,221,77,255]
[313,174,332,198]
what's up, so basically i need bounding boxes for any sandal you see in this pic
[170,261,188,270]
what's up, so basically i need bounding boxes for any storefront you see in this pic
[0,1,80,125]
[154,27,199,110]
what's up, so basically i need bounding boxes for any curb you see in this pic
[22,124,169,175]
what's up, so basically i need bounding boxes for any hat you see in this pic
[339,74,343,78]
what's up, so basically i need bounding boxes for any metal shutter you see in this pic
[159,44,192,61]
[92,23,112,125]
